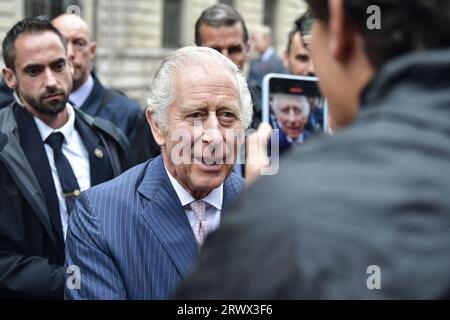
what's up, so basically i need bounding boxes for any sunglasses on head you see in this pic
[295,12,314,49]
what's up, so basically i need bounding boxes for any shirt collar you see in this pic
[34,103,76,144]
[69,74,94,108]
[261,47,275,62]
[164,166,223,210]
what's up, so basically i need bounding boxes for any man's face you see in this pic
[53,17,96,91]
[284,32,315,76]
[199,23,249,70]
[251,32,269,54]
[4,31,73,116]
[152,67,244,199]
[274,95,308,140]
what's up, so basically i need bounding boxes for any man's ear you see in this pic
[244,41,251,59]
[146,108,166,147]
[2,68,17,89]
[89,41,97,59]
[245,39,251,52]
[68,60,75,78]
[329,0,354,62]
[283,50,289,69]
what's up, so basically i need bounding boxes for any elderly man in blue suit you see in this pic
[65,46,253,299]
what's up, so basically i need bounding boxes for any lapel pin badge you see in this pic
[94,148,104,159]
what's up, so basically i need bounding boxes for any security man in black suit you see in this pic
[52,13,142,140]
[0,17,131,299]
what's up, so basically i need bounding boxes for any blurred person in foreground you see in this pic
[175,0,450,299]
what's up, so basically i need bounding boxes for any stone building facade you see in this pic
[0,0,306,106]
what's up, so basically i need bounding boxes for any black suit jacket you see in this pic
[129,112,161,165]
[0,104,131,299]
[78,73,141,139]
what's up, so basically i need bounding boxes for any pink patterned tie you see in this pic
[190,200,208,247]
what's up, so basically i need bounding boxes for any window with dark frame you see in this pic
[263,0,277,46]
[25,0,81,20]
[163,0,182,48]
[219,0,235,7]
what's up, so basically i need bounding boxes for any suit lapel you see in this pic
[222,172,245,213]
[12,106,64,248]
[137,157,245,278]
[79,74,104,117]
[137,156,198,278]
[74,115,113,186]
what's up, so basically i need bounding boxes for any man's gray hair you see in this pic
[147,46,253,131]
[272,93,311,117]
[252,25,272,39]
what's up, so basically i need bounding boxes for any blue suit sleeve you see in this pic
[64,192,127,300]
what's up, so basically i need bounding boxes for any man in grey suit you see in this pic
[65,46,253,299]
[175,0,450,299]
[248,25,287,89]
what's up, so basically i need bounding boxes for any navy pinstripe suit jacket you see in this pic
[64,155,245,299]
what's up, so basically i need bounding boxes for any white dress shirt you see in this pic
[165,167,223,237]
[261,46,275,62]
[69,74,94,108]
[34,104,90,239]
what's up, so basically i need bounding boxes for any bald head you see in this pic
[52,14,96,91]
[52,14,91,38]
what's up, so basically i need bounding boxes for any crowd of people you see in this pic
[1,0,449,299]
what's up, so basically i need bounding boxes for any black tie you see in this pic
[45,132,80,215]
